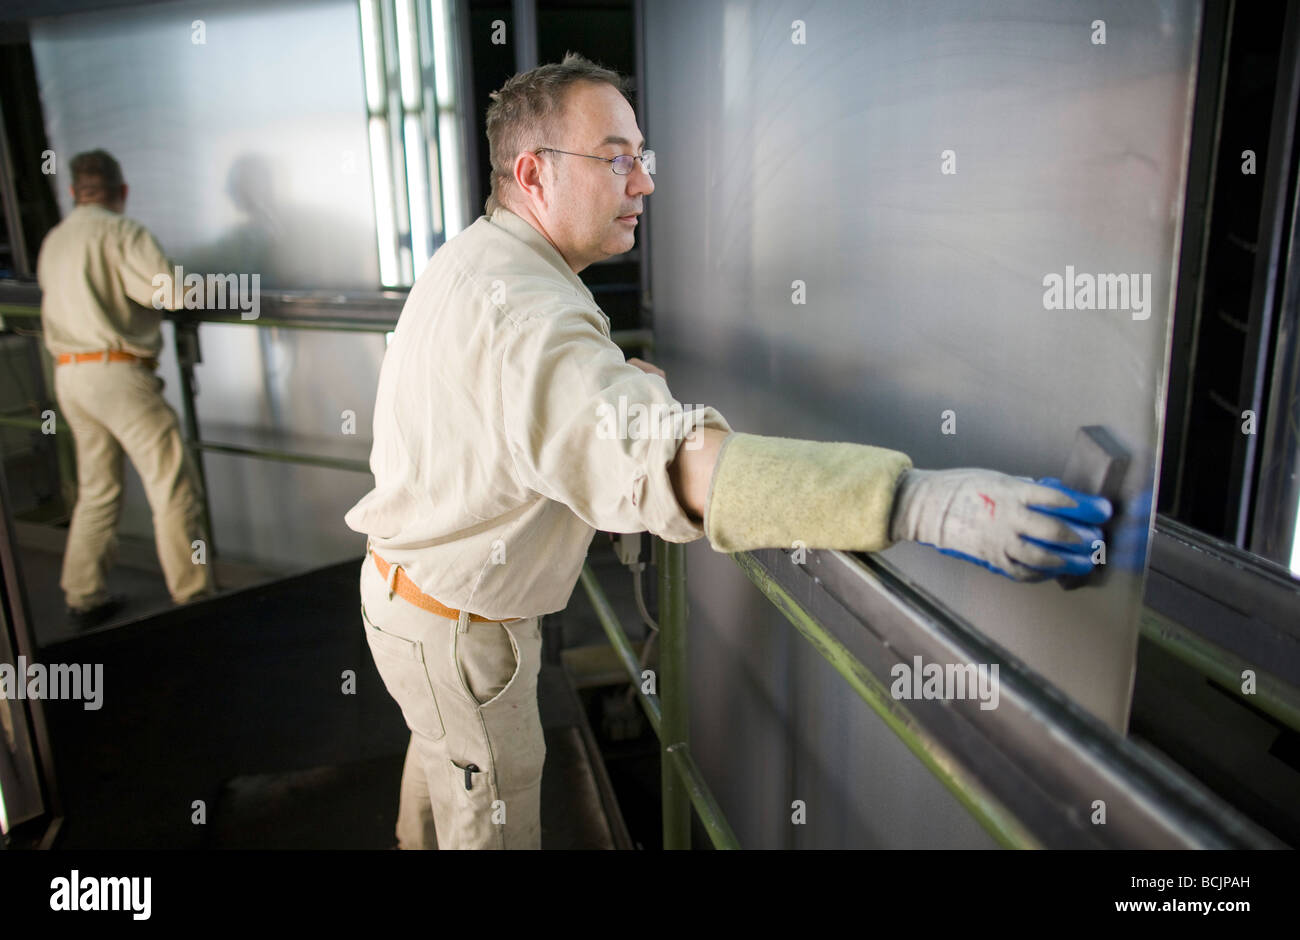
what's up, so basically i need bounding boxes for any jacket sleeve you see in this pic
[499,308,731,541]
[119,221,180,310]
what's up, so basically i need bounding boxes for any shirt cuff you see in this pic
[634,405,732,542]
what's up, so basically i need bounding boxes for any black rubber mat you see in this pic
[38,557,628,849]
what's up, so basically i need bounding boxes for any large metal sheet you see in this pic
[28,0,382,568]
[645,0,1199,845]
[30,0,378,290]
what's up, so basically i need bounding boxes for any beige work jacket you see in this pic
[345,207,731,618]
[37,204,174,358]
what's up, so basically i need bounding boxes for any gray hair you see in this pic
[483,52,633,215]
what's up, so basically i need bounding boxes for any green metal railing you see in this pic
[580,536,1298,850]
[579,541,741,850]
[1139,606,1300,734]
[0,301,651,555]
[10,296,1271,850]
[731,551,1037,849]
[579,541,1038,850]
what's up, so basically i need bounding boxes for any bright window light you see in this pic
[405,113,431,276]
[395,0,421,111]
[368,117,400,286]
[431,0,463,237]
[358,0,385,113]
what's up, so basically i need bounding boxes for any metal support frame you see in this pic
[0,96,30,277]
[581,535,1282,849]
[0,284,652,565]
[1147,515,1300,693]
[0,442,60,842]
[1161,0,1232,519]
[1249,82,1300,561]
[579,545,740,850]
[745,547,1279,848]
[657,538,689,848]
[3,289,1288,849]
[1140,607,1300,735]
[1234,0,1300,546]
[510,0,537,74]
[451,0,480,227]
[172,320,213,556]
[633,0,651,329]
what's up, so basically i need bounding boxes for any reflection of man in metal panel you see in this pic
[345,54,1108,850]
[37,150,214,629]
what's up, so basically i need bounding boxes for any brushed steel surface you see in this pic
[28,0,382,568]
[645,0,1200,846]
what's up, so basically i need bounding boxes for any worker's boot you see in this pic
[67,592,126,631]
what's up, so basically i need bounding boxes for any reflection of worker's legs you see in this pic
[360,556,546,849]
[110,365,212,603]
[55,362,213,605]
[54,366,124,610]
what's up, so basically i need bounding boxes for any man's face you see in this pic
[532,81,654,272]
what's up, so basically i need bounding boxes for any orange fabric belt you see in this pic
[57,350,159,369]
[369,547,514,623]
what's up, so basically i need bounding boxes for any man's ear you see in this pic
[515,151,548,209]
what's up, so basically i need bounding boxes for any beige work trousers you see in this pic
[359,553,546,849]
[53,359,213,609]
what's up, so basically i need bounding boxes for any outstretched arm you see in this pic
[668,426,728,523]
[674,428,1109,582]
[636,357,1110,582]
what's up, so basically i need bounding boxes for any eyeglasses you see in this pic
[534,147,656,176]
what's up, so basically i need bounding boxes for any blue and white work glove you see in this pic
[887,468,1112,582]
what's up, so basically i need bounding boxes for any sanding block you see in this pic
[1053,425,1130,589]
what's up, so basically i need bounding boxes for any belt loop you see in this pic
[457,608,471,634]
[386,560,400,600]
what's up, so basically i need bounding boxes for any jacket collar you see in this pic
[488,207,596,304]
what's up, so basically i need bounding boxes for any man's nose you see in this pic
[628,161,654,195]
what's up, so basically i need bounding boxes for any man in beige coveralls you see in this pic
[345,55,1107,849]
[38,150,212,628]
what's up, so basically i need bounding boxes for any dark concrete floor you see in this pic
[20,530,656,850]
[22,542,176,646]
[16,523,281,647]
